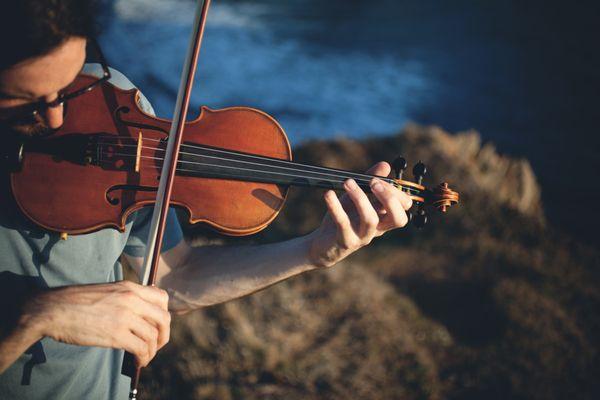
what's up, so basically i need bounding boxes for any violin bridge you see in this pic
[135,132,143,173]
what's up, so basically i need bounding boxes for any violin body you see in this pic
[11,75,292,235]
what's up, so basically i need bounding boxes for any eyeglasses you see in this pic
[0,38,111,123]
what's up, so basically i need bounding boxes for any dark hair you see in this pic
[0,0,98,70]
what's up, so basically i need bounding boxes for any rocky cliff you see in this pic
[138,125,599,400]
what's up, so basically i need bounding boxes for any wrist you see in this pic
[304,230,334,269]
[19,289,56,341]
[299,232,321,270]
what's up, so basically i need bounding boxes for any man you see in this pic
[0,1,412,398]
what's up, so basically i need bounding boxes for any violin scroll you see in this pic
[431,182,459,213]
[391,156,459,227]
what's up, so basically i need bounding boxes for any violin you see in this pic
[7,74,459,237]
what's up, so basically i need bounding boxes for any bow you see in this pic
[120,0,213,398]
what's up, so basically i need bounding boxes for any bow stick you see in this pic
[121,0,212,398]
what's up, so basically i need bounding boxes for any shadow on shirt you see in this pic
[0,271,48,385]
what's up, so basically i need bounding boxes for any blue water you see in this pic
[99,0,600,240]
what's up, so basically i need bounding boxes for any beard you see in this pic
[1,117,57,174]
[0,116,55,138]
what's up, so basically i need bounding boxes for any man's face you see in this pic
[0,37,86,137]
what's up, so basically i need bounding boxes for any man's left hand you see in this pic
[308,161,412,268]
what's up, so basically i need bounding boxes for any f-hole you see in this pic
[106,184,158,205]
[115,106,169,134]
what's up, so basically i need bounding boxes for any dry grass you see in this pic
[137,125,600,399]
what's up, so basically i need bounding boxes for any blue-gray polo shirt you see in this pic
[0,65,183,399]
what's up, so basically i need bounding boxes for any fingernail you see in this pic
[345,179,358,189]
[372,182,383,193]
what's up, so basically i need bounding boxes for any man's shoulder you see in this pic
[82,64,156,116]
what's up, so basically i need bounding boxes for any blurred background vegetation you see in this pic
[107,0,600,398]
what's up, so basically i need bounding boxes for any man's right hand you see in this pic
[22,280,171,368]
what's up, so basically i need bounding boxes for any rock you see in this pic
[395,124,542,219]
[147,125,598,400]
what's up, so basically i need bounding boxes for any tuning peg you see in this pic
[413,208,428,229]
[392,156,408,180]
[412,161,427,185]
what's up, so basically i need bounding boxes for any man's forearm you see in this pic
[159,234,318,314]
[153,165,412,314]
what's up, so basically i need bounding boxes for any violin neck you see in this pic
[176,143,391,193]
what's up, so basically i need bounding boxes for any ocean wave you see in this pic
[114,0,266,29]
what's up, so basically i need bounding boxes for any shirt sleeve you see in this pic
[81,64,184,256]
[123,207,183,257]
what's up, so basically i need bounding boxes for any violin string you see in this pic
[98,150,422,196]
[98,136,395,184]
[97,159,385,192]
[97,145,424,195]
[100,160,423,198]
[102,151,395,189]
[159,165,425,197]
[104,142,399,187]
[96,136,423,194]
[96,152,422,195]
[108,140,391,185]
